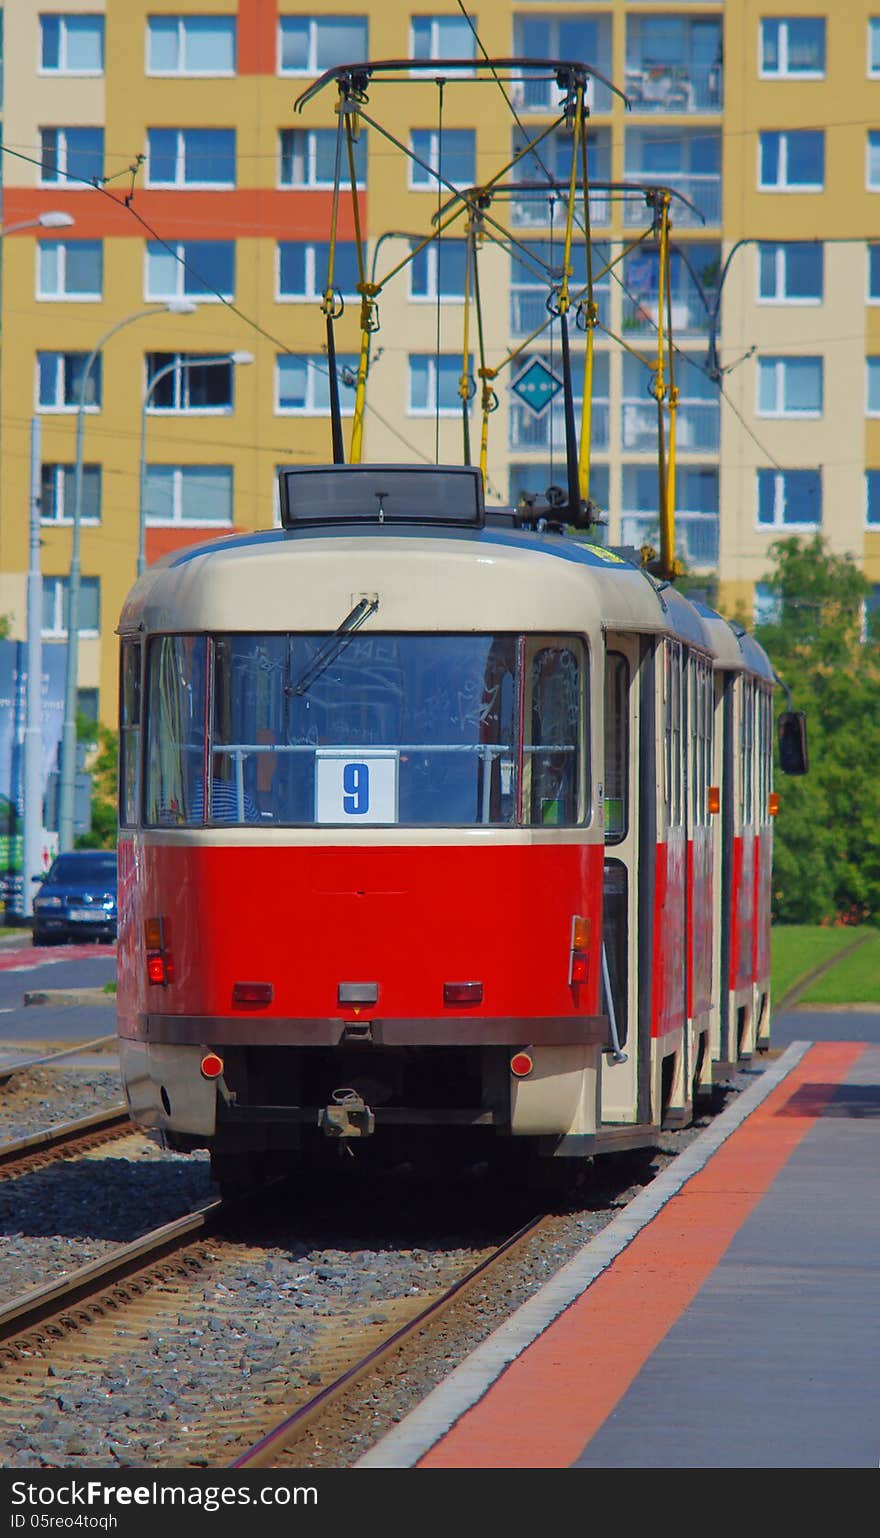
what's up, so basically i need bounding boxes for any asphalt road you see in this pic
[0,935,116,1049]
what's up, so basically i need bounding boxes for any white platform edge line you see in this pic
[355,1041,812,1469]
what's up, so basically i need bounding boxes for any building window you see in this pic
[757,356,822,416]
[146,128,236,187]
[759,130,824,191]
[278,16,368,74]
[759,18,825,77]
[41,464,101,523]
[277,240,360,301]
[867,357,880,415]
[869,19,880,75]
[756,468,821,528]
[510,462,610,514]
[408,354,471,414]
[40,14,105,74]
[865,469,880,525]
[42,576,100,636]
[868,245,880,301]
[753,582,782,626]
[279,128,366,187]
[409,129,475,189]
[39,127,104,186]
[145,240,235,301]
[37,239,103,300]
[868,131,880,190]
[143,466,234,525]
[518,15,614,112]
[77,688,99,726]
[144,353,236,413]
[410,15,476,69]
[37,352,101,410]
[409,239,468,300]
[758,242,823,303]
[146,15,236,75]
[275,354,359,414]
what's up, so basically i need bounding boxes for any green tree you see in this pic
[754,535,880,926]
[74,722,117,850]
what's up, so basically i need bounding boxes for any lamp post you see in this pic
[137,350,254,578]
[0,210,75,237]
[57,300,195,853]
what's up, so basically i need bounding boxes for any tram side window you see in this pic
[528,643,585,826]
[690,657,711,828]
[144,635,208,825]
[119,638,141,827]
[741,679,755,825]
[664,641,684,829]
[604,651,628,842]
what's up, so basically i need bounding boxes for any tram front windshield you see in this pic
[143,632,585,827]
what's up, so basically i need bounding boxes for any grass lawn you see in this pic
[771,925,876,1005]
[795,929,880,1004]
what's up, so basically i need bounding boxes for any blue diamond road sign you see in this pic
[511,358,563,418]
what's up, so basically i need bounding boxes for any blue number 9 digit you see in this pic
[343,762,370,815]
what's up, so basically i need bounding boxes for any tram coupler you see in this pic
[319,1088,375,1139]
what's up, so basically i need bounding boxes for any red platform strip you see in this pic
[419,1041,864,1468]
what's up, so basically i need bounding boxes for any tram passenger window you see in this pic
[603,652,628,842]
[528,643,584,826]
[144,635,207,825]
[119,638,141,827]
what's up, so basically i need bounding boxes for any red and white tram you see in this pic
[115,464,802,1190]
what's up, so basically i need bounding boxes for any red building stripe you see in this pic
[238,0,278,76]
[1,188,362,242]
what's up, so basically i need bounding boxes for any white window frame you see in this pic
[275,241,360,302]
[39,13,105,76]
[145,354,236,415]
[142,465,234,526]
[758,18,825,80]
[756,241,823,305]
[36,239,103,301]
[143,240,234,303]
[275,354,358,415]
[758,130,824,192]
[146,128,236,189]
[409,14,476,74]
[145,15,236,77]
[278,128,365,190]
[408,240,468,302]
[38,126,104,187]
[42,576,100,637]
[36,352,100,414]
[277,15,369,76]
[407,354,470,416]
[409,128,476,190]
[756,356,823,418]
[40,463,101,525]
[755,468,821,531]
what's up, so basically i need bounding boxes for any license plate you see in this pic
[68,909,104,922]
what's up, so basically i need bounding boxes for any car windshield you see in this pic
[47,854,117,884]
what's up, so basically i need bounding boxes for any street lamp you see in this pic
[0,210,75,237]
[57,300,195,852]
[137,350,254,577]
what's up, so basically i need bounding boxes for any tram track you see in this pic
[0,1104,131,1179]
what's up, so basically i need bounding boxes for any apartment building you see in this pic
[0,1,877,726]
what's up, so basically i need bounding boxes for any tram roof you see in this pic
[118,521,715,654]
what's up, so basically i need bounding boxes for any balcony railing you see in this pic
[510,399,609,453]
[621,293,711,338]
[511,191,613,229]
[621,400,720,454]
[620,512,719,568]
[511,73,614,116]
[623,63,722,115]
[620,174,721,228]
[511,287,610,336]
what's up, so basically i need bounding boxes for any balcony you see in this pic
[620,173,721,228]
[511,286,610,337]
[620,512,719,568]
[621,400,720,454]
[624,62,722,115]
[511,190,613,229]
[510,399,609,454]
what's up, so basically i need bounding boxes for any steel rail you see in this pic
[229,1212,550,1468]
[0,1104,130,1171]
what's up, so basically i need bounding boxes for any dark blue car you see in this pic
[32,850,118,945]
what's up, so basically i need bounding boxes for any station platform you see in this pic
[357,1038,880,1469]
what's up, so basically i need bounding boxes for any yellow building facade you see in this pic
[0,1,878,726]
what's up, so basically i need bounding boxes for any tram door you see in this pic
[599,633,646,1124]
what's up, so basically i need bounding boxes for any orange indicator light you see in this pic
[708,786,720,815]
[768,792,779,817]
[572,916,591,950]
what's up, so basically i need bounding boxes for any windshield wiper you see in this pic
[286,596,379,698]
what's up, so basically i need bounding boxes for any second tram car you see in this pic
[116,464,803,1190]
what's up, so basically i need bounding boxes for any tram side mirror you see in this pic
[778,710,808,775]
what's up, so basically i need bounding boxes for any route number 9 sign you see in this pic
[315,749,399,824]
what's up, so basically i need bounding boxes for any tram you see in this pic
[115,463,805,1189]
